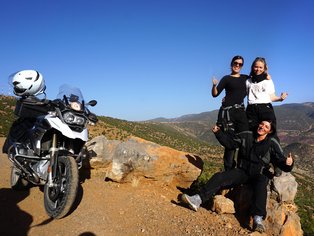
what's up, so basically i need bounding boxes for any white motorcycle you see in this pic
[3,71,97,218]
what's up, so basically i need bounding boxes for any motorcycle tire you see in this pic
[10,165,29,190]
[44,156,79,219]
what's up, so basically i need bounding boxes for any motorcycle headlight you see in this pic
[63,112,86,126]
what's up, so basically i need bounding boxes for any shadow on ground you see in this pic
[0,188,32,236]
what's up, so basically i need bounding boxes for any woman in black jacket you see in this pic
[181,120,294,233]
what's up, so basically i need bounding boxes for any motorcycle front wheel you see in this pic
[44,156,78,219]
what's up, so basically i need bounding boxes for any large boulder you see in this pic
[85,135,203,188]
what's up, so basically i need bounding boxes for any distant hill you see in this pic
[150,111,218,123]
[147,102,314,146]
[274,102,314,145]
[283,142,314,178]
[147,110,219,144]
[0,96,16,137]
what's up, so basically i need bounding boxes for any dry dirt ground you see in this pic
[0,137,257,236]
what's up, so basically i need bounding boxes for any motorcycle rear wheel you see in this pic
[10,165,29,190]
[44,156,78,219]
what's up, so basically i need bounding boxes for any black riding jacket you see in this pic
[215,130,293,176]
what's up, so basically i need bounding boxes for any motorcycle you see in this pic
[3,83,97,219]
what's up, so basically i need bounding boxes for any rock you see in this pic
[85,135,202,188]
[212,195,235,214]
[271,172,298,202]
[266,199,303,236]
[280,211,303,236]
[84,135,120,178]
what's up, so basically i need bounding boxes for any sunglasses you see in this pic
[233,62,243,67]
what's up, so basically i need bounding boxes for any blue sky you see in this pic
[1,0,313,121]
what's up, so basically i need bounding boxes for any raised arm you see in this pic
[270,139,294,172]
[211,76,219,97]
[266,78,288,102]
[212,125,241,149]
[270,92,288,102]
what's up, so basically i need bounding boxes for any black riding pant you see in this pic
[199,168,269,217]
[246,103,276,132]
[217,106,249,170]
[217,106,249,133]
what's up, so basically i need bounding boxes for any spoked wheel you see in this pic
[10,165,29,190]
[44,156,78,219]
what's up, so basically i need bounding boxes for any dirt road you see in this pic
[0,137,250,236]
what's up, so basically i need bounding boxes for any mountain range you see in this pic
[148,102,314,147]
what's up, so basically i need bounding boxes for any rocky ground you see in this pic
[0,137,264,236]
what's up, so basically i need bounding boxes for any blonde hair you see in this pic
[250,57,268,76]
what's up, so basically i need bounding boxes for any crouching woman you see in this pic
[181,120,294,233]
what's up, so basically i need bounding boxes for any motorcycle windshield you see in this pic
[56,84,85,105]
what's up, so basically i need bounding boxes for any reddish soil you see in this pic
[0,137,254,236]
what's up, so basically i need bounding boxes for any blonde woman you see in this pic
[246,57,288,134]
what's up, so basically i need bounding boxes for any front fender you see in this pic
[46,116,88,141]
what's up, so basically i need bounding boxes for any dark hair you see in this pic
[230,55,244,67]
[261,119,276,136]
[250,57,268,76]
[267,120,276,134]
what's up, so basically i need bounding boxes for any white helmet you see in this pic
[12,70,46,96]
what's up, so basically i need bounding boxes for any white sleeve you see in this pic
[265,80,275,95]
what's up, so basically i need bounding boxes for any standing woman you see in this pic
[212,55,249,170]
[246,57,288,135]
